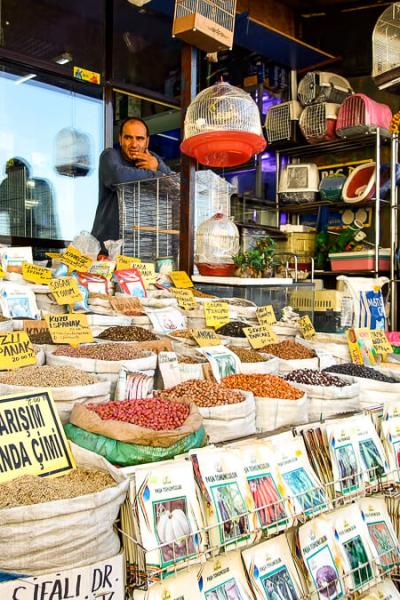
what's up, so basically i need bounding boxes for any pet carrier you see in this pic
[297,71,352,106]
[195,212,239,276]
[278,163,320,204]
[181,81,266,167]
[299,102,341,144]
[173,0,237,52]
[319,174,347,201]
[264,101,303,146]
[372,3,400,89]
[336,93,392,137]
[342,162,390,204]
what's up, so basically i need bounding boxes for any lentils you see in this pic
[0,365,97,387]
[158,380,244,407]
[27,330,54,345]
[97,325,157,342]
[228,346,267,363]
[0,468,115,508]
[216,321,249,338]
[222,373,304,400]
[54,343,148,361]
[88,398,190,431]
[323,363,399,383]
[285,369,350,387]
[261,340,316,360]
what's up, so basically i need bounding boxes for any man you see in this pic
[91,117,172,245]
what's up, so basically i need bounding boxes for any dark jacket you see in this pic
[91,147,172,244]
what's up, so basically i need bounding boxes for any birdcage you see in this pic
[54,128,92,177]
[298,71,353,106]
[194,170,234,233]
[195,212,239,276]
[299,103,341,144]
[336,93,392,137]
[181,81,266,167]
[173,0,237,52]
[373,3,400,89]
[264,101,303,146]
[116,175,180,263]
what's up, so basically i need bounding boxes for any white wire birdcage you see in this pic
[299,103,340,144]
[373,3,400,88]
[265,100,303,145]
[195,212,239,265]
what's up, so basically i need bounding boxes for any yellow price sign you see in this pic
[48,277,83,305]
[371,330,393,354]
[299,315,316,340]
[256,305,277,326]
[22,263,52,285]
[136,263,157,288]
[204,301,230,329]
[59,246,92,273]
[192,328,221,347]
[0,331,37,370]
[243,325,278,349]
[45,314,94,345]
[0,266,6,279]
[115,255,141,271]
[169,271,193,289]
[171,288,197,311]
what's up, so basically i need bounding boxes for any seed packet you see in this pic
[114,268,146,298]
[114,368,154,400]
[89,260,116,279]
[0,282,40,319]
[133,568,203,599]
[147,308,186,334]
[242,533,304,600]
[0,246,33,272]
[353,415,390,486]
[271,432,329,518]
[381,417,400,482]
[76,271,111,295]
[358,497,400,572]
[189,446,257,550]
[197,551,255,600]
[361,579,400,600]
[326,419,364,496]
[130,459,205,579]
[197,345,241,383]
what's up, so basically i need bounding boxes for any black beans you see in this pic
[323,363,398,383]
[285,369,350,387]
[215,321,249,338]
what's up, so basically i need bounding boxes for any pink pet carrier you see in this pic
[336,93,392,137]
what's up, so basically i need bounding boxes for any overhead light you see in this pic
[15,74,37,85]
[127,0,151,6]
[54,52,73,65]
[156,133,179,141]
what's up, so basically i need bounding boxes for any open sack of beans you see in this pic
[0,365,111,424]
[323,363,400,408]
[0,442,128,576]
[222,373,308,433]
[157,379,256,443]
[284,369,360,422]
[215,320,252,348]
[259,340,319,374]
[228,346,280,375]
[296,333,350,365]
[65,397,206,466]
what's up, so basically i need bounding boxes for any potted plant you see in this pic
[233,236,276,278]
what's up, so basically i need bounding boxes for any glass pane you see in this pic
[0,65,103,241]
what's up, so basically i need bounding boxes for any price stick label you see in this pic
[371,330,393,354]
[116,255,141,271]
[204,301,230,329]
[22,263,52,285]
[169,271,193,289]
[243,325,278,349]
[0,266,5,279]
[59,246,92,273]
[136,263,157,288]
[0,331,37,370]
[346,329,364,365]
[299,315,316,340]
[171,288,197,311]
[192,328,221,347]
[256,305,277,326]
[49,277,83,305]
[45,314,94,346]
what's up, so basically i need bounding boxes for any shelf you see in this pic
[280,198,389,214]
[235,222,287,239]
[314,270,381,277]
[192,275,295,286]
[277,130,391,159]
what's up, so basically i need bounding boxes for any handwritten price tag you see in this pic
[49,278,83,305]
[243,325,278,349]
[171,288,197,311]
[256,305,277,326]
[192,328,221,347]
[371,330,393,354]
[59,246,92,273]
[22,263,52,285]
[45,314,94,345]
[0,331,37,370]
[299,315,316,339]
[204,301,230,329]
[169,271,193,289]
[116,255,141,271]
[136,263,157,288]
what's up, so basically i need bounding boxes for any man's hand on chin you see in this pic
[132,149,159,171]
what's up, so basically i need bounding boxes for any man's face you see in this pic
[119,120,148,161]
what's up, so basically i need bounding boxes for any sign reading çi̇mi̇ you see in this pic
[0,390,75,483]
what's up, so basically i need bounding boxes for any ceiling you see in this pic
[282,0,390,14]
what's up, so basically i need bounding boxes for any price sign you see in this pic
[204,301,230,329]
[137,263,157,288]
[299,315,316,339]
[256,305,277,326]
[116,255,141,271]
[110,296,143,315]
[371,330,393,354]
[59,246,92,273]
[0,266,5,279]
[0,331,37,370]
[192,328,221,347]
[169,271,193,289]
[243,325,278,349]
[45,314,94,345]
[23,319,49,335]
[171,288,197,311]
[22,263,52,285]
[346,329,364,365]
[49,277,83,305]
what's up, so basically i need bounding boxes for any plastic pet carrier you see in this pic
[372,3,400,90]
[278,163,320,204]
[319,174,347,201]
[299,103,341,144]
[264,100,303,146]
[336,93,392,137]
[298,71,353,106]
[342,162,391,204]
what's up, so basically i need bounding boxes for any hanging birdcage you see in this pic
[372,3,400,89]
[264,101,303,146]
[298,71,352,106]
[299,103,341,144]
[336,93,392,137]
[195,212,240,276]
[173,0,237,52]
[181,81,266,167]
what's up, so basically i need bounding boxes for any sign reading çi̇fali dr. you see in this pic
[0,390,75,483]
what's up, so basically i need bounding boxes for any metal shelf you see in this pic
[235,222,287,239]
[314,270,381,277]
[277,130,391,159]
[280,198,389,215]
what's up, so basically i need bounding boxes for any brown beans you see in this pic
[97,325,157,342]
[0,365,98,386]
[157,380,244,407]
[27,330,54,345]
[53,343,148,361]
[169,329,194,339]
[260,340,316,360]
[228,346,267,363]
[222,374,304,400]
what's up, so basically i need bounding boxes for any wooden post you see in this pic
[179,44,197,274]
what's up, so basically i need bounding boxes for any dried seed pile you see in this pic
[27,330,54,345]
[285,369,350,387]
[215,321,249,338]
[222,373,304,400]
[191,289,215,298]
[169,329,194,339]
[0,365,97,386]
[261,340,316,360]
[228,346,267,363]
[323,363,398,383]
[97,325,157,342]
[88,398,190,430]
[54,343,148,361]
[0,468,115,508]
[158,379,244,407]
[178,356,206,364]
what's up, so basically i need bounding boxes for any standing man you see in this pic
[91,117,172,246]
